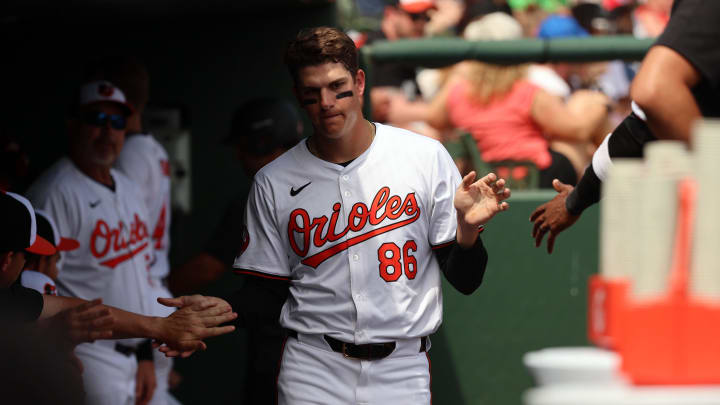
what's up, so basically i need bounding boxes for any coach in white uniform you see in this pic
[234,27,511,404]
[28,80,157,405]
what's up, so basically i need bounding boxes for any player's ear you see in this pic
[355,69,366,97]
[0,252,13,273]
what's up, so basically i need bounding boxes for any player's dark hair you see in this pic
[22,252,42,270]
[284,27,359,85]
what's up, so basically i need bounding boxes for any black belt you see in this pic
[114,343,137,357]
[286,330,427,361]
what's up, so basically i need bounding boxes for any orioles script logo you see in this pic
[288,186,420,268]
[90,213,150,269]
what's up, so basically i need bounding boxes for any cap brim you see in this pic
[57,237,80,252]
[401,2,436,13]
[25,235,57,256]
[83,100,135,117]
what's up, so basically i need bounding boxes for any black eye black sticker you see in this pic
[300,99,318,106]
[336,91,353,99]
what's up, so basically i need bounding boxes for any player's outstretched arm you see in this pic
[454,171,510,248]
[529,179,580,254]
[39,294,237,357]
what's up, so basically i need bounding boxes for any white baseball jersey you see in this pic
[115,133,172,279]
[20,270,58,296]
[27,157,153,342]
[234,123,461,343]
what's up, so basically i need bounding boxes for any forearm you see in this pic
[455,213,480,248]
[41,295,163,340]
[107,307,162,340]
[436,237,488,295]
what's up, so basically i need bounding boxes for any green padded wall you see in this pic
[431,190,600,405]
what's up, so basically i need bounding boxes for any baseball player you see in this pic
[20,209,80,296]
[26,79,171,405]
[233,27,511,404]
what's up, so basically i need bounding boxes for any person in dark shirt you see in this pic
[530,0,720,252]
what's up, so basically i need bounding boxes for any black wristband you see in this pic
[136,339,154,362]
[566,164,602,216]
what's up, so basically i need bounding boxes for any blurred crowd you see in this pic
[342,0,672,187]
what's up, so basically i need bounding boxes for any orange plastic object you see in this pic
[587,178,720,385]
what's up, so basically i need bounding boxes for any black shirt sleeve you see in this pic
[0,282,44,323]
[434,235,488,296]
[228,275,290,329]
[655,0,720,117]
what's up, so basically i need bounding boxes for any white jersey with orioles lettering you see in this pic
[27,157,153,337]
[233,123,461,343]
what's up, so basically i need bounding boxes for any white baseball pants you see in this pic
[278,333,431,405]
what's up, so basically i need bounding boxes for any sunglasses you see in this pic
[409,12,430,22]
[82,111,127,130]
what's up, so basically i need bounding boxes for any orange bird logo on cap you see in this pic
[98,83,115,97]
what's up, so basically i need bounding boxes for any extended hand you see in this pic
[529,179,580,254]
[41,298,115,346]
[154,295,237,358]
[454,171,510,227]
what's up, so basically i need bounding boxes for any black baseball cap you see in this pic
[0,191,55,255]
[224,98,303,156]
[35,210,80,252]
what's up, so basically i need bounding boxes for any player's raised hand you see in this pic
[529,179,580,254]
[454,171,511,227]
[154,295,237,358]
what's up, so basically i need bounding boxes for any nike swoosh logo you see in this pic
[290,182,312,197]
[89,200,101,208]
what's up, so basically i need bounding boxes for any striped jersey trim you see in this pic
[233,269,291,281]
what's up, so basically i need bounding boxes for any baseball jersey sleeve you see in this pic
[115,141,155,212]
[428,145,462,248]
[233,178,291,280]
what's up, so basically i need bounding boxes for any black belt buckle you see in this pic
[340,341,395,360]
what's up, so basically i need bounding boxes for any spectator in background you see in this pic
[633,0,671,38]
[508,0,569,37]
[170,97,303,405]
[426,12,609,187]
[85,56,178,405]
[424,0,465,36]
[20,210,79,296]
[365,0,436,122]
[530,13,624,175]
[457,0,513,34]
